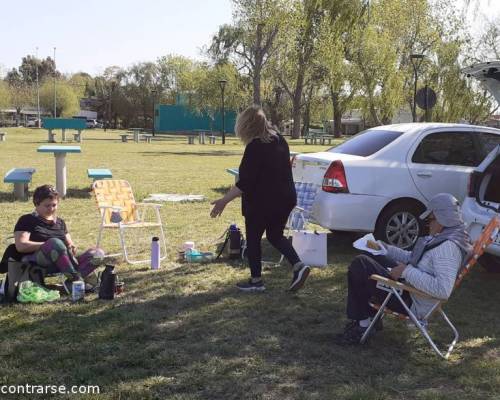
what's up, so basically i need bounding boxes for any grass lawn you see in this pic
[1,127,500,400]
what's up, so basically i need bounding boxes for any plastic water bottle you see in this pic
[151,237,160,270]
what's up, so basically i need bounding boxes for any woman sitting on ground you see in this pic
[13,184,105,290]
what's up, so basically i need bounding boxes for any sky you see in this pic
[0,0,233,77]
[0,0,499,77]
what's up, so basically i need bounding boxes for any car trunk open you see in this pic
[470,145,500,212]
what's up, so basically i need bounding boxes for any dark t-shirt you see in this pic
[14,213,68,243]
[235,134,296,217]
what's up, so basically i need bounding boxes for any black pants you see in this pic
[245,211,301,278]
[347,254,412,321]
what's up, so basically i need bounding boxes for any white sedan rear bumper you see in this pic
[311,191,389,232]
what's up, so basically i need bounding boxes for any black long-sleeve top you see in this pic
[235,134,296,217]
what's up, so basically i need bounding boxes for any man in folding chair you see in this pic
[335,193,472,346]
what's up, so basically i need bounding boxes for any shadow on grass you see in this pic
[2,236,500,398]
[65,187,92,199]
[0,191,20,203]
[138,151,242,157]
[212,185,232,194]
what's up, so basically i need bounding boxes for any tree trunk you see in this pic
[268,88,282,129]
[330,89,342,138]
[291,95,302,139]
[291,71,305,139]
[253,65,261,105]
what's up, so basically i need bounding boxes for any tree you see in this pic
[5,70,33,124]
[270,0,326,138]
[39,80,79,117]
[18,56,58,84]
[208,0,286,105]
[0,81,11,109]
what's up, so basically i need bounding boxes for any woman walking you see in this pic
[210,105,310,292]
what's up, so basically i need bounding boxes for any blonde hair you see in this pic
[235,105,277,145]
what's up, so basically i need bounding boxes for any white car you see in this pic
[461,61,500,270]
[292,122,500,249]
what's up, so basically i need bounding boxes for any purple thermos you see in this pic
[151,237,160,270]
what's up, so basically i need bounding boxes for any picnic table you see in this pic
[37,145,81,197]
[193,129,209,144]
[129,128,143,143]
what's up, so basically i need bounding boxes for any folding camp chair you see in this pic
[265,182,320,266]
[92,179,167,265]
[361,216,500,359]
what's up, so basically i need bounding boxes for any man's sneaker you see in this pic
[334,321,375,346]
[289,265,311,292]
[236,279,266,292]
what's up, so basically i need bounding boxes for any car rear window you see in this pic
[327,129,404,157]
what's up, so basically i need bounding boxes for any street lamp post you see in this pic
[35,47,41,128]
[152,89,157,136]
[53,47,57,118]
[218,79,227,144]
[410,53,425,123]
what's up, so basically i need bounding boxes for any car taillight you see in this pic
[322,160,349,193]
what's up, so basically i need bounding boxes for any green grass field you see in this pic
[1,127,500,400]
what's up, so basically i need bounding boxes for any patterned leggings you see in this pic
[24,238,104,278]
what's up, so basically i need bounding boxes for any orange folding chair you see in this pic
[92,179,167,265]
[361,216,500,359]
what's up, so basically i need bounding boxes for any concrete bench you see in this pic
[73,131,83,143]
[319,135,335,145]
[141,134,153,143]
[120,134,131,143]
[208,135,217,144]
[0,132,6,142]
[3,168,36,201]
[47,130,56,143]
[87,168,113,181]
[187,135,196,144]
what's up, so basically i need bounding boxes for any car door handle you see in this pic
[416,172,433,177]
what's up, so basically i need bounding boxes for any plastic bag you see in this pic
[17,281,60,303]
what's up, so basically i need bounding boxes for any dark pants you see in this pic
[347,254,412,321]
[245,211,301,278]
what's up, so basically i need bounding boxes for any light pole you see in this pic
[53,47,57,118]
[152,88,157,136]
[218,79,227,144]
[410,53,425,122]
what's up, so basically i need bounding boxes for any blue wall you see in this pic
[155,105,236,133]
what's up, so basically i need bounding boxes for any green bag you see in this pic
[17,281,60,303]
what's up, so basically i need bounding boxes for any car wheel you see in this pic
[375,202,425,249]
[478,253,500,273]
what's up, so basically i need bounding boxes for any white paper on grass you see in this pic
[352,233,388,256]
[143,193,205,203]
[292,230,328,267]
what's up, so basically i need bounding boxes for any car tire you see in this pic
[374,201,425,249]
[478,253,500,273]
